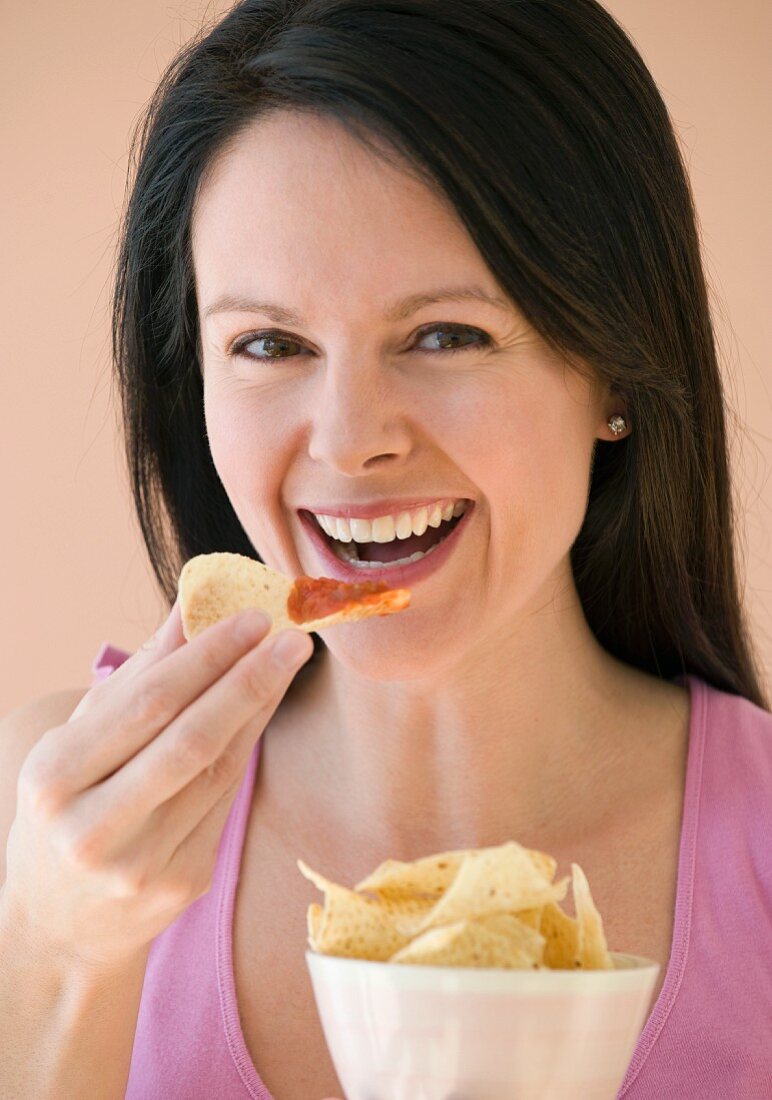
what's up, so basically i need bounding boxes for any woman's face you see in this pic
[192,111,609,677]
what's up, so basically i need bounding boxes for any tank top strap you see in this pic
[90,641,132,684]
[214,734,272,1094]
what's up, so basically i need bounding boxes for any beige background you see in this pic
[1,0,770,714]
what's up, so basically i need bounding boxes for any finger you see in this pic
[153,763,256,905]
[29,607,273,798]
[62,625,311,848]
[116,699,264,882]
[70,596,185,723]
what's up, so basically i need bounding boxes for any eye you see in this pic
[229,331,306,361]
[414,324,493,355]
[227,324,493,362]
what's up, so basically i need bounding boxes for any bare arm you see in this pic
[0,689,89,887]
[0,604,312,1098]
[0,890,149,1100]
[0,688,146,1099]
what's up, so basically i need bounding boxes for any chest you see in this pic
[582,836,678,1007]
[232,812,346,1100]
[231,805,680,1100]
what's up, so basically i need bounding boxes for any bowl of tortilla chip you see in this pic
[299,840,659,1100]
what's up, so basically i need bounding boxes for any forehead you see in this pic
[191,111,495,311]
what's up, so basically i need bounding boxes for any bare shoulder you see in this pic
[0,687,89,744]
[0,688,89,884]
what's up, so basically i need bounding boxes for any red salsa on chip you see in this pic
[287,575,395,624]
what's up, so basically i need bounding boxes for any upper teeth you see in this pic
[312,498,468,544]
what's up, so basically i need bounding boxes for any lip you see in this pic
[297,502,475,587]
[295,497,471,521]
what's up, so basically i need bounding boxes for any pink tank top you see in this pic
[90,643,772,1098]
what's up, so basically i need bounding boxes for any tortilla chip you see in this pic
[354,850,467,899]
[354,844,557,901]
[540,899,581,969]
[389,911,544,969]
[178,551,409,640]
[509,905,544,932]
[474,912,546,963]
[401,842,568,939]
[572,863,613,969]
[299,843,616,971]
[298,858,433,960]
[307,902,324,950]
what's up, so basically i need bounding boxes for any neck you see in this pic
[259,578,684,874]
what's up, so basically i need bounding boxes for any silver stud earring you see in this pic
[608,414,627,436]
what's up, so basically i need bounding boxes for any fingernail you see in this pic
[269,630,312,669]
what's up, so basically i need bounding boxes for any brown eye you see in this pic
[230,331,305,360]
[415,324,492,354]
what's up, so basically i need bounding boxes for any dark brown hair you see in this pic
[111,0,769,710]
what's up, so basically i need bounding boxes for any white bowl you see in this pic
[305,950,659,1100]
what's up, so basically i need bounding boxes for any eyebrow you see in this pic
[201,284,512,325]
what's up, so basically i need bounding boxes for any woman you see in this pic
[2,1,769,1097]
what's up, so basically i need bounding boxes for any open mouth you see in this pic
[300,505,469,568]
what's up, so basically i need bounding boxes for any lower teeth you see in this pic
[330,530,451,569]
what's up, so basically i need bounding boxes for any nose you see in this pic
[306,357,414,476]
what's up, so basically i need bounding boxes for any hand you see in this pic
[2,598,313,974]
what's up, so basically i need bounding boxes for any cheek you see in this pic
[204,390,250,485]
[203,389,298,562]
[470,384,592,551]
[203,385,291,507]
